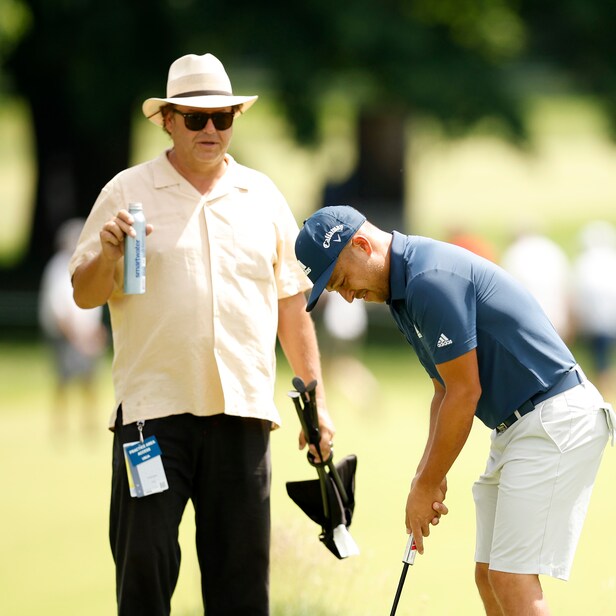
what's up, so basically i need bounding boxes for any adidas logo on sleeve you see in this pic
[437,333,453,348]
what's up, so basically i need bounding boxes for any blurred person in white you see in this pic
[39,218,108,437]
[501,228,572,343]
[320,290,378,409]
[571,220,616,397]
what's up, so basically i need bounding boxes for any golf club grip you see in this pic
[306,393,320,439]
[288,392,311,439]
[302,408,321,445]
[402,533,417,565]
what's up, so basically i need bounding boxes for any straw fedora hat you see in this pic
[142,53,258,126]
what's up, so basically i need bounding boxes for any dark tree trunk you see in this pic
[1,98,131,289]
[323,109,407,233]
[2,0,146,291]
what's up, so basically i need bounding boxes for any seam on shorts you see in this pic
[537,441,563,572]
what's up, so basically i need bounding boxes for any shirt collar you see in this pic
[152,150,181,189]
[217,154,250,191]
[151,151,250,194]
[388,230,408,303]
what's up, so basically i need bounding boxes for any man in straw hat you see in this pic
[70,53,335,615]
[295,205,615,616]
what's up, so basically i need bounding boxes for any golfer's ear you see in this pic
[351,234,372,255]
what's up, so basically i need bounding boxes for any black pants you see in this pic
[110,410,272,616]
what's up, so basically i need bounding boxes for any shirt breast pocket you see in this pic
[233,221,277,281]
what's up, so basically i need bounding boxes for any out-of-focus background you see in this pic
[2,1,616,614]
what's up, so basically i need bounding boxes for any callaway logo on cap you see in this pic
[295,205,367,312]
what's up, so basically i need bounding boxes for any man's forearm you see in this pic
[72,252,117,309]
[416,350,481,487]
[278,294,325,400]
[415,382,446,475]
[277,292,336,451]
[415,389,476,489]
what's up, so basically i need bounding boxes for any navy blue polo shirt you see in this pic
[388,231,576,429]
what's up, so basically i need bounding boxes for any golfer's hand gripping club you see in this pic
[402,533,417,565]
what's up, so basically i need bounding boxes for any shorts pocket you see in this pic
[539,395,574,453]
[540,386,607,453]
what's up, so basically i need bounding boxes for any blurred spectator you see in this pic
[447,227,498,262]
[500,230,572,342]
[571,221,616,396]
[39,219,107,438]
[319,290,378,410]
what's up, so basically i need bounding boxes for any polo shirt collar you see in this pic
[388,230,408,303]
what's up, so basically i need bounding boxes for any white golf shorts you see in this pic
[473,380,614,580]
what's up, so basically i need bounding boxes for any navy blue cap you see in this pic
[295,205,366,312]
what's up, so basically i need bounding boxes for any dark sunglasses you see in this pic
[171,109,235,131]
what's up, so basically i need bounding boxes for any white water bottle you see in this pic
[124,202,146,294]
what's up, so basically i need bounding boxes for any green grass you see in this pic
[1,339,615,615]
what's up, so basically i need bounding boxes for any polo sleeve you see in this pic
[407,270,478,365]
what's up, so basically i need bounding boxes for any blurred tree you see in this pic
[0,0,30,70]
[205,0,528,230]
[5,0,609,289]
[4,0,178,287]
[519,0,616,135]
[2,0,530,288]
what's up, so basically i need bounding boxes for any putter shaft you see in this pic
[390,563,409,616]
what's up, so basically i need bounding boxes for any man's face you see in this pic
[325,240,390,304]
[165,105,233,168]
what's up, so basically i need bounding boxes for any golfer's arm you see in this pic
[416,379,446,475]
[72,252,117,309]
[414,349,481,490]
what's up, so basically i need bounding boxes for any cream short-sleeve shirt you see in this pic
[69,152,310,428]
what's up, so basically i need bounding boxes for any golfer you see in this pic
[295,205,615,615]
[70,53,334,615]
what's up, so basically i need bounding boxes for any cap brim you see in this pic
[142,95,258,125]
[306,259,337,312]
